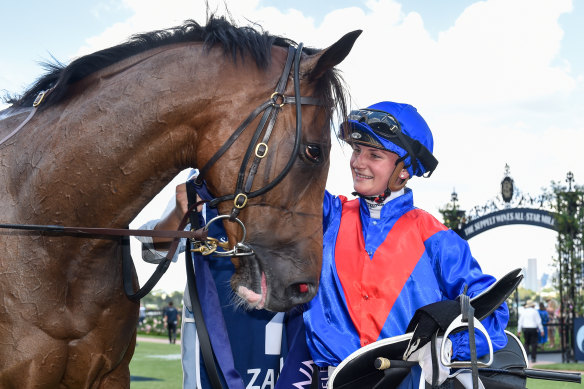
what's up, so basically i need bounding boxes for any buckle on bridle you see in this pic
[255,143,268,158]
[33,90,47,107]
[190,237,230,256]
[270,92,285,107]
[189,215,253,257]
[234,193,248,209]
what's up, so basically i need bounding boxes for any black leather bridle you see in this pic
[195,43,322,221]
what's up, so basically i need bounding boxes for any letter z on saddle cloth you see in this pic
[329,269,529,389]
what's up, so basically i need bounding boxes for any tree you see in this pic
[551,172,584,361]
[141,289,184,310]
[439,190,466,235]
[137,289,185,336]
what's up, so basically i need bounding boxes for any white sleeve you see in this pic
[135,212,188,264]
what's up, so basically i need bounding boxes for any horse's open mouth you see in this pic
[232,251,318,312]
[236,272,267,309]
[233,254,269,310]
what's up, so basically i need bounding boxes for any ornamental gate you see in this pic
[441,165,558,240]
[440,165,583,362]
[461,207,558,240]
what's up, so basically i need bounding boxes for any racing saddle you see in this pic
[328,269,581,389]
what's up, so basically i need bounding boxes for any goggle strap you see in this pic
[395,140,438,177]
[394,131,420,174]
[413,140,438,170]
[396,155,412,172]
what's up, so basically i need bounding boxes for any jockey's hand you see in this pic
[407,336,452,385]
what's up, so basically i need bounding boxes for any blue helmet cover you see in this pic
[341,101,434,177]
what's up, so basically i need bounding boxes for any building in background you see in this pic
[524,258,539,292]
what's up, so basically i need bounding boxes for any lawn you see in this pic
[129,340,583,388]
[130,340,182,389]
[527,363,583,388]
[528,378,583,388]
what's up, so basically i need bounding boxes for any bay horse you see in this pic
[0,16,359,388]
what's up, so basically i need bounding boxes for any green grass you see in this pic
[128,340,583,389]
[536,363,584,372]
[526,363,583,388]
[130,341,182,389]
[527,378,583,388]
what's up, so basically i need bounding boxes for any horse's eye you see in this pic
[304,144,321,163]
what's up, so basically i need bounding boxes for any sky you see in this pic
[1,0,583,293]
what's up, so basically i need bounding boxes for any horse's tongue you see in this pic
[237,273,267,309]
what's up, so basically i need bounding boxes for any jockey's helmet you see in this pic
[340,101,438,177]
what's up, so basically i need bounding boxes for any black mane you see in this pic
[6,15,347,124]
[8,16,296,108]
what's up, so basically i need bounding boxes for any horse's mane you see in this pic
[6,15,348,120]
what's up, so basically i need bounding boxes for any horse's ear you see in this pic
[303,30,362,81]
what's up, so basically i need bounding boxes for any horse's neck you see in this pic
[3,43,283,228]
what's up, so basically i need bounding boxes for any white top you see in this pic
[364,188,405,219]
[518,307,543,333]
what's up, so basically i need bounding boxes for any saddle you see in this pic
[328,269,581,389]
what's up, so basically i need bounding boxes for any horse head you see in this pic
[195,30,361,311]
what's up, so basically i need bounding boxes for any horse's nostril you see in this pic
[288,281,315,301]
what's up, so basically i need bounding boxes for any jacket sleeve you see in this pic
[323,191,347,236]
[425,229,510,361]
[323,190,334,234]
[136,218,187,264]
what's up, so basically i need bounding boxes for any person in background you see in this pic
[546,298,558,348]
[301,101,509,388]
[138,303,146,326]
[537,302,549,347]
[164,301,180,344]
[518,300,543,363]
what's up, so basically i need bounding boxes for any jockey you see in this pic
[301,101,510,388]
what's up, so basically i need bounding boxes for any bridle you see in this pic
[0,42,325,298]
[191,42,323,257]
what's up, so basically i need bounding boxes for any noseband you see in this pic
[192,43,323,257]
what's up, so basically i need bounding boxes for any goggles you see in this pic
[347,109,403,140]
[341,108,438,177]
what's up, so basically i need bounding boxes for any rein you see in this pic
[0,201,207,301]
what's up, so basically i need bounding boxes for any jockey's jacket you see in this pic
[303,189,510,367]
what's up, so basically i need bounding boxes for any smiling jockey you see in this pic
[298,101,510,388]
